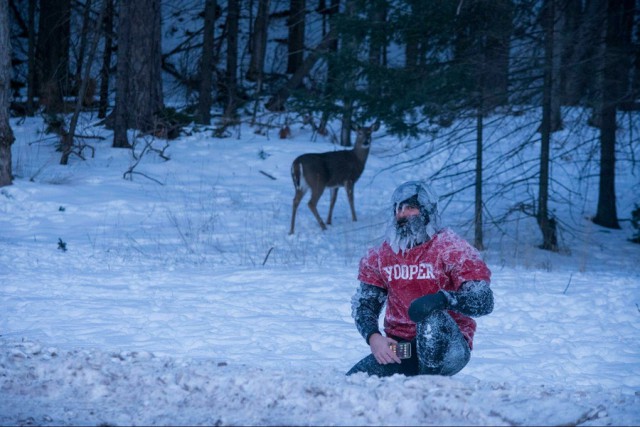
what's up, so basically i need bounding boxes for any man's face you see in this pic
[394,201,427,245]
[388,185,438,251]
[395,204,421,224]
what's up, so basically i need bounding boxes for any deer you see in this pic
[289,121,380,235]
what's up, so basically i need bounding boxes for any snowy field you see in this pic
[1,110,639,426]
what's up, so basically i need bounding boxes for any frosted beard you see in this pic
[387,213,436,253]
[385,181,443,253]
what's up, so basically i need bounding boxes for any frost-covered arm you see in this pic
[442,280,494,317]
[351,282,387,344]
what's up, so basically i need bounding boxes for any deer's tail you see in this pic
[291,159,303,191]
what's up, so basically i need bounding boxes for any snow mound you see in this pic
[1,340,637,426]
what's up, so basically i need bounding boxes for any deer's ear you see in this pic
[371,120,380,131]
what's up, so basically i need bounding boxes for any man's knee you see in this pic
[415,311,457,346]
[415,311,470,376]
[438,336,470,375]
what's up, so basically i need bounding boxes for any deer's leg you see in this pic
[346,182,357,221]
[327,187,339,225]
[290,188,305,235]
[308,187,328,231]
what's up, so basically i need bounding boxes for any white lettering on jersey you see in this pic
[382,263,435,282]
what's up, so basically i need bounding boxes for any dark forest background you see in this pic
[1,0,639,249]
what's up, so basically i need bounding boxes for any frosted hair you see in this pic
[386,180,442,253]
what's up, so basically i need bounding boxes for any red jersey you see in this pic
[357,228,491,349]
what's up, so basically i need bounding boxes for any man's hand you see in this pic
[408,291,449,323]
[369,333,402,365]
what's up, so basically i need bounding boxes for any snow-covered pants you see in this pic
[346,311,471,377]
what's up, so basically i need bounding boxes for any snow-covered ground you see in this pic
[1,110,639,426]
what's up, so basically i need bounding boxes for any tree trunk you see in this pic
[246,0,269,82]
[593,0,623,229]
[36,0,71,113]
[287,0,306,74]
[113,0,132,148]
[564,0,605,106]
[559,0,582,105]
[482,0,513,110]
[197,0,217,125]
[367,0,386,101]
[405,0,419,70]
[340,99,352,147]
[368,0,386,68]
[223,0,240,124]
[588,2,609,128]
[98,0,113,119]
[630,3,640,108]
[337,0,358,147]
[249,0,269,125]
[60,0,105,165]
[474,50,485,251]
[265,28,338,111]
[113,0,164,148]
[73,0,94,94]
[616,0,636,110]
[538,0,559,251]
[0,0,14,187]
[324,0,340,96]
[474,101,484,251]
[594,98,620,229]
[453,0,512,112]
[550,0,563,131]
[26,0,36,115]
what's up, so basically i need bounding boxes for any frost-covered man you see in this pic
[347,181,494,377]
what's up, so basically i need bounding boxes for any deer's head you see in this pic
[355,121,380,147]
[352,121,381,161]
